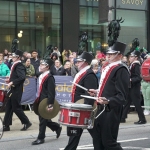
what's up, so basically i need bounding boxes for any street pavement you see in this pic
[0,110,150,149]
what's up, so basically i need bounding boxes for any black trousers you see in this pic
[3,97,30,126]
[121,86,146,121]
[93,110,123,150]
[38,116,60,139]
[64,128,93,150]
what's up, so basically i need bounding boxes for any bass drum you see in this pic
[141,58,150,82]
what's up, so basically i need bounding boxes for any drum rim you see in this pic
[60,103,93,109]
[60,106,93,111]
[58,122,91,129]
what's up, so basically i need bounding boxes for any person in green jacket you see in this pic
[24,58,35,77]
[0,59,10,76]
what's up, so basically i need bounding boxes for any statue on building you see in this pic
[11,39,19,53]
[126,38,140,57]
[107,17,124,46]
[130,38,140,52]
[78,32,88,55]
[43,45,53,59]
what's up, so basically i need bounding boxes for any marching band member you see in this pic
[32,58,62,145]
[64,52,98,150]
[89,42,130,149]
[141,54,150,116]
[3,50,32,131]
[121,50,146,124]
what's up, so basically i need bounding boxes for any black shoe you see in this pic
[56,126,62,139]
[120,118,126,123]
[3,126,10,131]
[32,139,45,145]
[134,120,147,125]
[20,122,32,131]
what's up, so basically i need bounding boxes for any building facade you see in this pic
[0,0,149,56]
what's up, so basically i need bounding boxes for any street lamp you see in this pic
[18,33,22,38]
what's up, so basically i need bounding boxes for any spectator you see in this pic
[30,50,40,74]
[50,60,65,76]
[91,64,100,82]
[26,53,31,59]
[95,50,106,61]
[68,54,74,65]
[62,49,72,64]
[3,49,9,57]
[21,52,28,63]
[50,53,58,62]
[91,59,99,66]
[3,56,9,67]
[71,58,78,78]
[8,52,12,56]
[52,46,61,59]
[100,58,107,67]
[64,61,71,76]
[72,52,77,59]
[24,58,35,77]
[0,53,4,60]
[23,51,28,58]
[0,59,10,76]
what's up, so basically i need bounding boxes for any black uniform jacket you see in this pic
[130,62,142,87]
[39,73,55,105]
[9,62,26,102]
[73,68,98,106]
[101,64,130,109]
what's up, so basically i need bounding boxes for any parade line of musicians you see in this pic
[1,33,150,149]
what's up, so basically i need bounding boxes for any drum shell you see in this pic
[59,103,93,129]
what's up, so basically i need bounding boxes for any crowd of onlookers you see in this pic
[1,46,150,116]
[0,47,107,82]
[0,47,149,80]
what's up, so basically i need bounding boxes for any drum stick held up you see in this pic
[70,81,89,91]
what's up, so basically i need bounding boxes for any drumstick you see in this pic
[81,95,109,102]
[70,81,88,91]
[80,95,98,100]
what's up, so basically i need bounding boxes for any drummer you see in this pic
[32,58,62,145]
[64,51,98,150]
[89,42,130,149]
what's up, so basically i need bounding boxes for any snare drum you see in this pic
[59,103,95,129]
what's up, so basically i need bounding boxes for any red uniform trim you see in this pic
[71,71,87,103]
[36,74,49,103]
[9,62,20,81]
[98,64,118,97]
